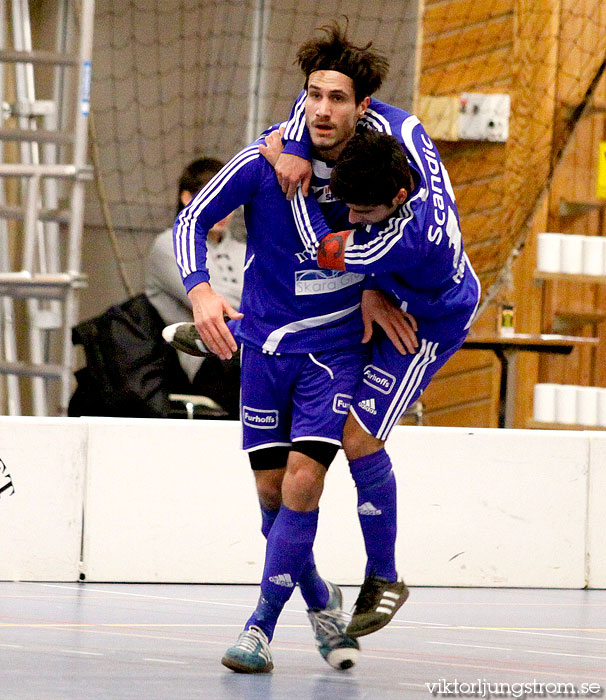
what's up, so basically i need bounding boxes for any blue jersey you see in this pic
[173,127,364,354]
[283,93,481,330]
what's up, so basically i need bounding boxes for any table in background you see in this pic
[462,333,599,428]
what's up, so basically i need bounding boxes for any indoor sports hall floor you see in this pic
[1,583,605,699]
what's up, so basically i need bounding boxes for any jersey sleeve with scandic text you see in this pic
[291,114,481,325]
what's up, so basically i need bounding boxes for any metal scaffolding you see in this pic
[0,0,94,415]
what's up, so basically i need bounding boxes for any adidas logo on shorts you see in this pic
[268,573,294,588]
[358,398,377,415]
[358,501,382,516]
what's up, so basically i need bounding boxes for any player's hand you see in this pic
[275,153,312,200]
[361,289,418,355]
[187,282,243,360]
[258,127,285,167]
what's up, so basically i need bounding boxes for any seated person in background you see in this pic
[145,158,245,418]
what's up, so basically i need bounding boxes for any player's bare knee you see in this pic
[257,486,282,512]
[343,413,384,461]
[282,454,326,510]
[253,469,285,511]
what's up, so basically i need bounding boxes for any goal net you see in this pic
[88,0,606,305]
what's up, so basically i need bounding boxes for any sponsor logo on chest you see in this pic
[295,269,364,296]
[311,184,336,203]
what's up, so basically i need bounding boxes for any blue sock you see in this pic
[260,507,328,610]
[349,449,398,582]
[247,505,319,640]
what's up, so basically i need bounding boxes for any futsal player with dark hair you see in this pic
[265,111,480,640]
[169,22,422,673]
[260,21,481,640]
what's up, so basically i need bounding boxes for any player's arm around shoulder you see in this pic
[259,121,312,200]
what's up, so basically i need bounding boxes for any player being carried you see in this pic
[262,21,481,638]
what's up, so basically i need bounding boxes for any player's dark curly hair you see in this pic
[330,129,414,207]
[176,157,224,214]
[296,20,389,103]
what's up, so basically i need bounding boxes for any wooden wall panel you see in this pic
[425,400,495,427]
[454,178,504,215]
[423,0,513,36]
[417,0,605,428]
[422,367,494,411]
[423,16,512,70]
[439,142,506,183]
[421,48,512,95]
[459,209,504,244]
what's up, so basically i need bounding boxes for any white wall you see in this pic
[0,419,86,581]
[0,417,603,587]
[82,418,264,583]
[587,436,606,588]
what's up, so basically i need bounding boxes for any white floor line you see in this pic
[427,641,512,651]
[40,583,258,611]
[526,650,606,661]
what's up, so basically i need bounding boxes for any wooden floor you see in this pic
[1,583,605,699]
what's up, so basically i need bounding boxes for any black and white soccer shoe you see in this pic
[162,322,211,357]
[346,576,409,638]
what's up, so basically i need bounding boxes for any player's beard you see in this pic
[310,126,352,162]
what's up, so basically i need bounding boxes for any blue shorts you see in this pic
[351,320,468,441]
[241,344,368,453]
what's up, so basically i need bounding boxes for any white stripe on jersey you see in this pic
[341,184,424,267]
[262,304,360,354]
[400,116,429,203]
[362,108,393,134]
[292,188,320,253]
[243,253,255,273]
[284,92,306,141]
[175,145,259,277]
[377,339,438,440]
[343,203,415,266]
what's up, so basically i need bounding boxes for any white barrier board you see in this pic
[82,418,265,582]
[587,435,606,588]
[315,428,588,587]
[82,420,589,587]
[0,418,86,581]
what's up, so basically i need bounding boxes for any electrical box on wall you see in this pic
[459,93,510,142]
[417,93,510,143]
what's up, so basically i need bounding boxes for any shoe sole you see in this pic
[347,584,410,638]
[326,645,360,670]
[221,655,273,673]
